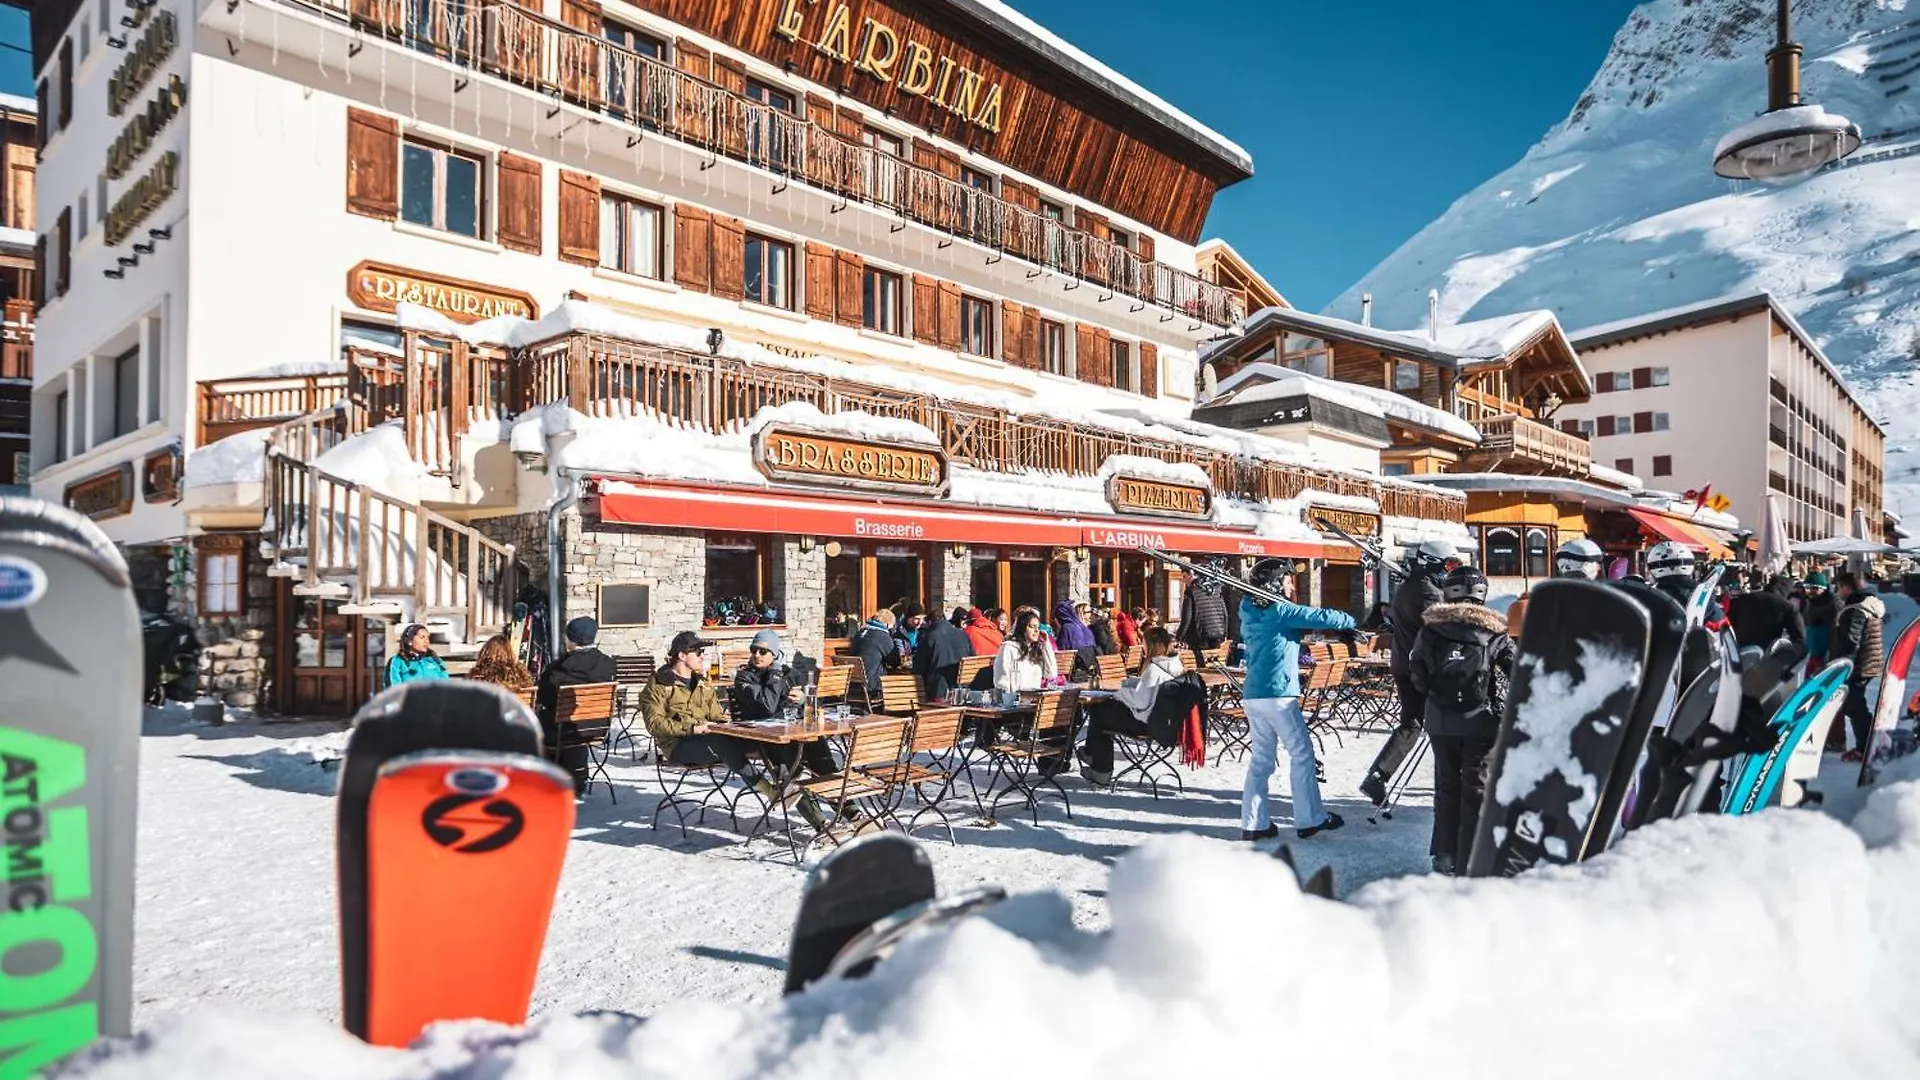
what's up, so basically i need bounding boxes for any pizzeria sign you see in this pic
[1105,473,1213,521]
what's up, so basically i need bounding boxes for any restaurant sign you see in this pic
[65,464,136,521]
[752,424,949,497]
[1309,506,1381,539]
[142,445,182,504]
[773,0,1005,133]
[347,262,539,324]
[1105,473,1213,521]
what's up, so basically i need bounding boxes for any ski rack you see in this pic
[1135,546,1290,607]
[1312,515,1408,581]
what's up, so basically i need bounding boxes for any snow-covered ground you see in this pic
[60,693,1920,1078]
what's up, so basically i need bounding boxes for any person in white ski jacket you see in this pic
[993,609,1058,694]
[1078,627,1184,786]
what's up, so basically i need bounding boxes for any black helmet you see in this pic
[1441,565,1489,604]
[1246,558,1294,606]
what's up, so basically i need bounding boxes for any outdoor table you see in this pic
[705,717,858,845]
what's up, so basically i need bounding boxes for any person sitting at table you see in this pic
[1086,603,1120,656]
[914,610,973,702]
[732,628,840,781]
[1078,627,1188,786]
[994,609,1059,693]
[848,607,899,697]
[537,617,617,797]
[467,633,533,693]
[964,607,1005,656]
[1054,600,1099,678]
[643,630,830,830]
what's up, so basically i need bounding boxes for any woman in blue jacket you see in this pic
[385,623,449,687]
[1238,558,1355,842]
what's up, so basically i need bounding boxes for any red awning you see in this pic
[1626,507,1732,558]
[1081,522,1322,559]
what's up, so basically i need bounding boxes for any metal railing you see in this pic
[275,0,1242,327]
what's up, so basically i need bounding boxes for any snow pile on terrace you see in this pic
[1215,363,1483,444]
[1586,461,1643,491]
[1096,454,1212,488]
[63,773,1920,1078]
[233,359,354,379]
[310,423,434,503]
[746,401,941,446]
[183,430,271,489]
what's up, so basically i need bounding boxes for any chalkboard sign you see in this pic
[599,583,651,627]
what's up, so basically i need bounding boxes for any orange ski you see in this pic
[363,750,574,1047]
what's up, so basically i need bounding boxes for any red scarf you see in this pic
[1180,704,1207,769]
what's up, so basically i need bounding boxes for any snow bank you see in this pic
[1096,453,1212,488]
[310,423,433,503]
[748,401,940,446]
[183,430,270,488]
[64,776,1920,1078]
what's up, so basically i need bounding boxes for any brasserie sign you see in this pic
[1105,473,1213,521]
[346,262,539,323]
[753,424,949,497]
[773,0,1006,133]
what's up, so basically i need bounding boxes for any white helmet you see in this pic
[1647,541,1696,579]
[1411,539,1460,579]
[1555,538,1604,580]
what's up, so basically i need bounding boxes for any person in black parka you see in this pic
[847,607,901,696]
[1176,564,1231,658]
[913,611,973,703]
[1728,575,1806,653]
[1408,565,1514,877]
[537,616,618,796]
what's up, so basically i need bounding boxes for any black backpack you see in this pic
[1426,633,1491,714]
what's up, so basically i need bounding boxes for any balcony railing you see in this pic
[1,299,29,381]
[198,374,349,446]
[1465,413,1591,477]
[267,0,1241,328]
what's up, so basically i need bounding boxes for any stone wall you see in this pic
[473,511,551,580]
[775,538,825,664]
[561,514,707,661]
[932,547,971,614]
[125,543,173,616]
[1051,554,1091,612]
[176,536,277,711]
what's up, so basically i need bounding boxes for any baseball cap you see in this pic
[669,630,714,655]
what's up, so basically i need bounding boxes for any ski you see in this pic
[0,498,143,1077]
[1311,515,1407,580]
[362,750,575,1047]
[1861,615,1920,786]
[1466,580,1650,878]
[1625,655,1724,829]
[783,832,935,996]
[1722,659,1854,816]
[337,679,544,1041]
[1588,581,1687,855]
[825,886,1008,982]
[1684,565,1726,629]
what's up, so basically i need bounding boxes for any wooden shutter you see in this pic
[31,233,44,313]
[345,108,400,220]
[673,204,712,289]
[557,170,600,265]
[834,108,862,141]
[834,250,863,328]
[1138,343,1159,397]
[1000,301,1022,367]
[674,39,711,79]
[558,0,602,103]
[805,243,837,320]
[1596,416,1615,437]
[1075,324,1101,386]
[34,80,47,150]
[911,274,939,344]
[1632,367,1652,389]
[710,215,746,301]
[936,281,962,351]
[496,154,543,254]
[712,56,746,95]
[1094,328,1114,386]
[1633,411,1652,434]
[55,209,70,298]
[1137,233,1156,263]
[57,40,72,130]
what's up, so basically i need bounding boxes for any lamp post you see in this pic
[1712,0,1860,183]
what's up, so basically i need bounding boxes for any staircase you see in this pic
[258,405,519,650]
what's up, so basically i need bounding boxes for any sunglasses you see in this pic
[750,646,775,656]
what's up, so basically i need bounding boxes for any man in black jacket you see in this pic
[1833,574,1887,760]
[1361,539,1458,806]
[1408,565,1513,875]
[732,627,839,780]
[1177,565,1230,659]
[1728,576,1806,653]
[913,608,972,702]
[537,616,618,796]
[847,608,900,696]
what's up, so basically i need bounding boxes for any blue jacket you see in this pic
[1239,595,1355,699]
[386,652,449,687]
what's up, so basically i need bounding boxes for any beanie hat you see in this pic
[1804,571,1829,588]
[565,616,598,646]
[750,627,785,663]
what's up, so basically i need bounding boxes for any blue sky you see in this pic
[0,10,26,101]
[1013,0,1644,313]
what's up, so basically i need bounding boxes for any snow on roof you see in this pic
[749,401,939,447]
[1208,306,1569,369]
[1213,364,1483,444]
[940,0,1251,179]
[183,430,271,489]
[1096,454,1212,489]
[1409,472,1642,508]
[1430,310,1561,358]
[0,92,32,116]
[1586,461,1643,492]
[0,226,34,253]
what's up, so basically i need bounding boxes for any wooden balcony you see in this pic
[197,374,349,445]
[1463,413,1591,477]
[263,0,1242,328]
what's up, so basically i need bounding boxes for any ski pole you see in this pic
[1376,734,1429,822]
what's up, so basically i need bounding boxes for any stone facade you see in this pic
[473,511,551,580]
[932,547,971,614]
[560,514,706,661]
[178,535,277,711]
[775,538,826,664]
[1051,554,1091,613]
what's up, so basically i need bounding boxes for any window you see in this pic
[1039,199,1067,223]
[200,551,243,615]
[80,17,91,62]
[113,347,140,437]
[863,128,904,158]
[1040,319,1068,376]
[959,295,992,356]
[1614,415,1632,434]
[1382,463,1411,477]
[1108,227,1131,251]
[960,166,995,194]
[861,267,902,335]
[1525,529,1551,579]
[1650,367,1670,387]
[1484,528,1521,577]
[705,536,772,623]
[599,194,663,279]
[745,79,797,113]
[400,137,484,238]
[1615,458,1634,475]
[1651,412,1670,431]
[1393,360,1421,391]
[1653,455,1673,477]
[76,193,88,240]
[53,391,68,464]
[744,233,795,309]
[95,175,107,225]
[1580,419,1596,437]
[602,21,665,120]
[1110,339,1134,392]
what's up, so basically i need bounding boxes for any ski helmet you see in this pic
[1246,558,1295,606]
[1554,537,1604,580]
[1411,539,1461,580]
[1441,564,1490,604]
[1646,540,1696,580]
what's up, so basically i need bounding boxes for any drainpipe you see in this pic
[546,467,583,660]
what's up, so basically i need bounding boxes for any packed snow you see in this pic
[51,704,1920,1078]
[182,429,271,488]
[309,422,435,503]
[1095,454,1214,488]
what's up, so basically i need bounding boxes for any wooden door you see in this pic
[278,582,381,715]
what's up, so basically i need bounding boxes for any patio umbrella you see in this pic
[1757,493,1791,577]
[1791,535,1895,556]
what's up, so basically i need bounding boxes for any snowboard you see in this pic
[1588,581,1687,855]
[337,679,543,1041]
[1466,580,1650,878]
[1623,659,1724,831]
[783,832,935,996]
[0,497,142,1079]
[1861,615,1920,786]
[363,750,575,1047]
[1722,659,1854,816]
[825,886,1008,982]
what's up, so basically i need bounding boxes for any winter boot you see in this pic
[1296,811,1344,839]
[1079,764,1113,788]
[1241,823,1280,843]
[1431,853,1456,876]
[796,793,830,832]
[1359,773,1388,807]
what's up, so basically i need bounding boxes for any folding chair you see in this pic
[650,756,744,840]
[550,681,618,802]
[814,664,852,711]
[1053,649,1078,681]
[1093,654,1127,689]
[837,656,877,714]
[956,654,992,692]
[791,717,912,859]
[1110,676,1207,799]
[1123,645,1144,673]
[868,707,967,844]
[879,674,922,715]
[1298,659,1349,754]
[982,688,1081,825]
[1207,671,1252,767]
[611,654,656,761]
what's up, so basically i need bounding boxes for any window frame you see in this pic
[1110,338,1134,393]
[1651,411,1670,432]
[861,265,903,336]
[958,293,993,357]
[53,390,68,464]
[1039,199,1068,224]
[1652,455,1673,477]
[743,232,796,310]
[1650,367,1670,387]
[399,135,487,239]
[113,346,140,438]
[862,127,905,159]
[1039,318,1068,376]
[1614,458,1634,475]
[598,191,665,280]
[745,78,798,114]
[704,534,779,626]
[198,549,245,616]
[1393,359,1421,391]
[1108,226,1131,251]
[959,165,996,194]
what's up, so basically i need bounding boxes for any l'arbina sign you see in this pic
[774,0,1004,133]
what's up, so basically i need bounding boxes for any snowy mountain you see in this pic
[1330,0,1920,515]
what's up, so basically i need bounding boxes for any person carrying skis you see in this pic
[1506,537,1603,637]
[1646,541,1699,610]
[1407,565,1514,875]
[1239,558,1355,841]
[385,623,449,687]
[1832,573,1886,762]
[1361,539,1458,806]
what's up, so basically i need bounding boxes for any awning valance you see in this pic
[1627,508,1733,560]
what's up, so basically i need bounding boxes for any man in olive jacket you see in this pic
[640,630,758,775]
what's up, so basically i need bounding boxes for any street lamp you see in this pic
[1713,0,1860,184]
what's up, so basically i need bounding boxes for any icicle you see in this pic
[379,41,388,110]
[316,20,328,81]
[409,44,418,119]
[271,10,279,66]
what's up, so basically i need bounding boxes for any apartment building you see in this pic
[1563,293,1885,546]
[0,92,31,488]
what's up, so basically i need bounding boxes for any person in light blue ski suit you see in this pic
[1238,558,1355,841]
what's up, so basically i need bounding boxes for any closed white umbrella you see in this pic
[1757,493,1791,576]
